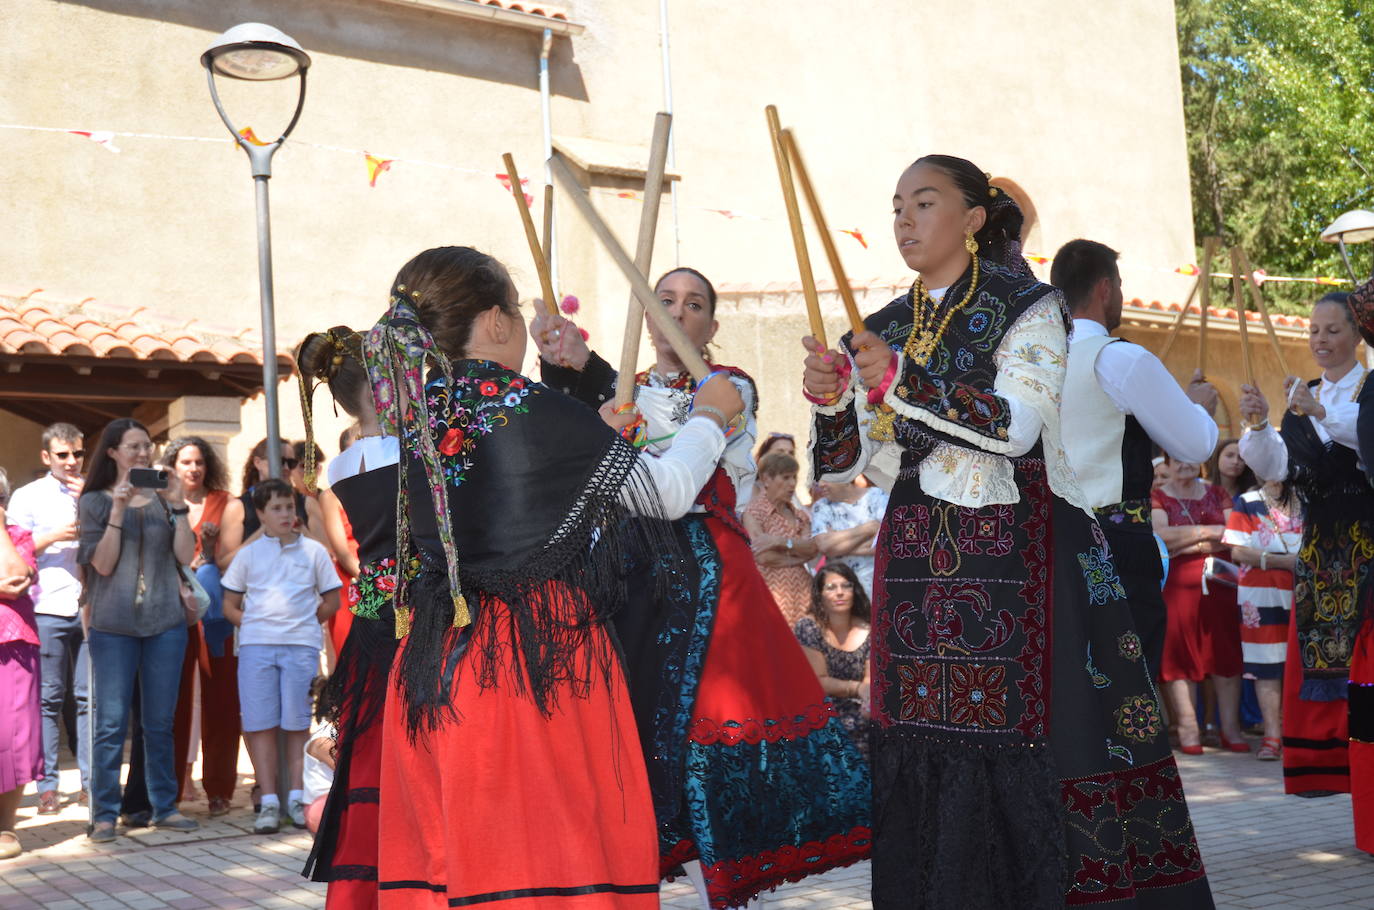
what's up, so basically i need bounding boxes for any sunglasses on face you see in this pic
[51,450,85,461]
[283,457,300,470]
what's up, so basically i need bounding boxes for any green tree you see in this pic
[1178,0,1374,312]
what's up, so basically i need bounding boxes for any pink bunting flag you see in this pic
[841,229,868,249]
[496,173,534,208]
[68,130,121,153]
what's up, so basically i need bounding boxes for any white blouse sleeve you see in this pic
[626,416,726,519]
[1238,424,1288,482]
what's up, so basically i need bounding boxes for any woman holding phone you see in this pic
[78,418,199,843]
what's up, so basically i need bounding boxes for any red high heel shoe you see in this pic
[1219,733,1252,753]
[1178,743,1204,756]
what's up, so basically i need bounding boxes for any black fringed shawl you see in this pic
[393,359,677,735]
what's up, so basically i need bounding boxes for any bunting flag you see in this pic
[841,228,868,249]
[68,130,120,153]
[1024,253,1050,265]
[237,127,270,147]
[496,173,534,207]
[365,153,393,187]
[1175,264,1201,276]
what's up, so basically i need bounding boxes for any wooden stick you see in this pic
[1196,236,1219,375]
[550,153,710,381]
[1229,246,1255,386]
[1234,245,1291,377]
[500,153,554,319]
[765,105,825,348]
[613,112,673,407]
[782,129,865,336]
[541,183,554,268]
[1157,274,1200,363]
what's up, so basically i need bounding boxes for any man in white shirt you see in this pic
[1054,240,1220,678]
[7,423,89,813]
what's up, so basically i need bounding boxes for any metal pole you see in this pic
[539,27,559,296]
[659,0,680,265]
[252,166,283,480]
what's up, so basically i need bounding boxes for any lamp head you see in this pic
[1320,209,1374,246]
[202,23,310,81]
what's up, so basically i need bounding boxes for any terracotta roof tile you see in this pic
[0,291,294,371]
[481,0,571,21]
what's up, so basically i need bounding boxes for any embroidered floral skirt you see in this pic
[634,515,871,909]
[869,452,1213,909]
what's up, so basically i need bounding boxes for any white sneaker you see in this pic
[288,799,306,829]
[254,803,280,834]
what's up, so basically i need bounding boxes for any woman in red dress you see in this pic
[1152,455,1245,753]
[366,247,746,909]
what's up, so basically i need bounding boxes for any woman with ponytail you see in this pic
[803,155,1214,907]
[294,326,397,909]
[366,246,744,909]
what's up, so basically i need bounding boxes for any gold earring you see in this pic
[964,232,979,255]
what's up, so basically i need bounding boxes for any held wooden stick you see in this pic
[1229,247,1255,387]
[1157,274,1200,363]
[541,183,554,267]
[782,128,865,336]
[614,112,673,408]
[1196,236,1219,375]
[765,105,825,348]
[500,153,555,320]
[550,153,710,381]
[1234,245,1291,377]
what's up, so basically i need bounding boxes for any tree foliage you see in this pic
[1178,0,1374,311]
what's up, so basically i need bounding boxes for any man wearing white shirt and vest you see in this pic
[6,423,90,813]
[1053,240,1220,678]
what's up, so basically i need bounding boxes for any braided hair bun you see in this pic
[911,154,1032,278]
[295,326,370,419]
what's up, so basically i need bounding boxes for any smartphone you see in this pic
[129,467,169,489]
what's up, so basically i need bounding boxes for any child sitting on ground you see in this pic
[222,478,342,834]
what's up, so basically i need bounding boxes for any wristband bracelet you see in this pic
[107,522,122,531]
[866,352,899,406]
[170,506,190,516]
[1260,552,1268,571]
[691,405,729,429]
[802,387,843,407]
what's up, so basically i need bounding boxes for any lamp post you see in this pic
[1320,209,1374,284]
[202,23,310,480]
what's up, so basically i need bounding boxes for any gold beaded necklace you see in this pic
[903,254,981,367]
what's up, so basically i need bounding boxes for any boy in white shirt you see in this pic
[222,479,341,834]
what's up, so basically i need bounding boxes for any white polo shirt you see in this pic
[7,473,82,617]
[222,532,341,649]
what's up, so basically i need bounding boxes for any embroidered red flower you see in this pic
[345,583,360,607]
[947,662,1007,727]
[376,574,398,594]
[439,427,465,455]
[479,381,501,396]
[508,377,526,390]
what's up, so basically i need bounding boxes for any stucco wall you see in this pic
[2,0,1199,482]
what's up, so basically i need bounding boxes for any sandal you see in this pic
[1257,737,1282,761]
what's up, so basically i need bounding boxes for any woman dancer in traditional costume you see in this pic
[534,267,871,909]
[1239,289,1373,854]
[368,247,746,908]
[801,155,1213,908]
[294,327,398,908]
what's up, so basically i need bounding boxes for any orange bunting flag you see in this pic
[365,154,393,187]
[617,191,640,200]
[1024,254,1050,265]
[496,173,534,208]
[841,229,868,249]
[1316,276,1344,286]
[1175,264,1200,276]
[68,130,120,153]
[237,127,271,147]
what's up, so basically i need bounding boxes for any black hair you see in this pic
[82,418,150,496]
[251,478,296,511]
[1313,292,1355,329]
[160,436,229,492]
[910,154,1027,273]
[808,562,872,626]
[1050,239,1121,312]
[654,267,717,317]
[296,327,370,419]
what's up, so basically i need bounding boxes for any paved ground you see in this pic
[2,735,1370,908]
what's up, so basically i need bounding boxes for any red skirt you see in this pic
[1281,604,1349,795]
[1160,553,1243,681]
[378,602,658,909]
[1351,616,1373,855]
[325,717,382,910]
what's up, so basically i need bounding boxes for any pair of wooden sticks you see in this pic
[1158,237,1290,386]
[501,114,709,407]
[765,105,865,350]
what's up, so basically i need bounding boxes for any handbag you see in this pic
[160,499,209,625]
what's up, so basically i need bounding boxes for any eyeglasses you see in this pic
[822,582,854,592]
[768,433,794,440]
[51,450,85,461]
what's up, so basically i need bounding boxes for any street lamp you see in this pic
[202,22,310,480]
[1320,209,1374,284]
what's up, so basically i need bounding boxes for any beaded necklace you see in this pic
[1312,362,1367,405]
[903,255,981,367]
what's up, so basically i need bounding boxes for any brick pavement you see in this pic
[2,738,1370,908]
